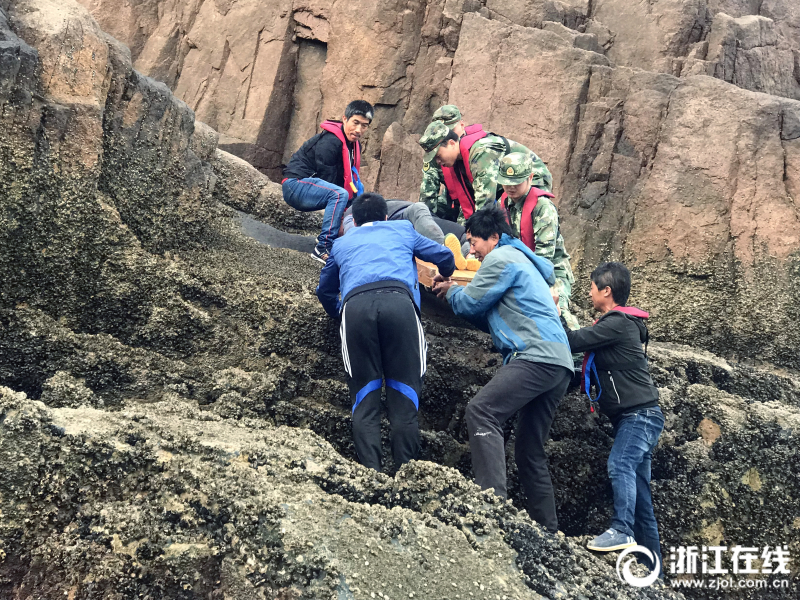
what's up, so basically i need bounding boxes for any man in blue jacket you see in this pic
[433,207,573,533]
[317,193,456,472]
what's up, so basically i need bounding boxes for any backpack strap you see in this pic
[583,352,602,412]
[498,135,511,155]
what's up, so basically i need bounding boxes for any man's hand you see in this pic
[433,274,456,299]
[551,291,562,316]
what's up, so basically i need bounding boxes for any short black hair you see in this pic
[444,129,460,143]
[345,100,374,122]
[352,193,387,225]
[464,206,514,240]
[591,262,631,305]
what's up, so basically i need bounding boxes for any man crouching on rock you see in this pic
[560,262,664,576]
[283,100,373,263]
[316,193,455,472]
[432,206,573,534]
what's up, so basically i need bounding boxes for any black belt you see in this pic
[341,280,415,311]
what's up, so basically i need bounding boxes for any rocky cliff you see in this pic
[75,0,800,370]
[0,1,798,599]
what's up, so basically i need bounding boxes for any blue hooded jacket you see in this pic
[316,220,455,317]
[446,234,573,370]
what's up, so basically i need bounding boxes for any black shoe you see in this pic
[310,247,329,264]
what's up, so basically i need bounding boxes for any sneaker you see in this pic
[311,247,329,264]
[587,528,636,552]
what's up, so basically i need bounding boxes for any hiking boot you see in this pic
[311,247,329,264]
[444,233,467,270]
[587,529,636,552]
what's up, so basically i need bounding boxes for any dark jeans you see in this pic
[465,359,571,533]
[282,177,349,253]
[609,406,665,574]
[340,290,426,471]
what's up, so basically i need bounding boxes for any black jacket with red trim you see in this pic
[565,310,659,424]
[283,125,357,190]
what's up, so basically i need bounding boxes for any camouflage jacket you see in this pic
[505,193,574,284]
[419,135,552,222]
[419,162,460,221]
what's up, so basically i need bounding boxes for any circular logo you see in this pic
[616,545,661,588]
[506,166,515,176]
[423,162,430,172]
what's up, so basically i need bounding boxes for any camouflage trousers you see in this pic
[551,276,580,332]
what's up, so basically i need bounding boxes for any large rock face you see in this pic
[71,0,800,367]
[73,0,481,181]
[397,13,800,368]
[74,0,800,160]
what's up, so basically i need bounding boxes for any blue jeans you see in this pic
[608,406,665,575]
[282,177,350,253]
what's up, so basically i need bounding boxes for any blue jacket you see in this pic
[446,234,573,370]
[316,220,456,317]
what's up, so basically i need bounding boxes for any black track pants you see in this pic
[340,290,427,471]
[465,360,571,533]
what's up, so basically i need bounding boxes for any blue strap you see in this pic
[352,379,382,414]
[352,166,364,196]
[584,352,601,404]
[386,379,419,410]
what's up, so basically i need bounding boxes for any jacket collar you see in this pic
[496,233,556,286]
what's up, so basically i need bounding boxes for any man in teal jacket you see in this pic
[434,206,573,533]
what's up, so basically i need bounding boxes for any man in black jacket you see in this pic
[283,100,373,262]
[562,262,664,577]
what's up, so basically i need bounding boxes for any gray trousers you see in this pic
[402,202,445,245]
[465,359,571,533]
[341,201,445,245]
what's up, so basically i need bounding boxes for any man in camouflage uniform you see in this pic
[497,152,580,332]
[419,105,468,221]
[418,120,552,225]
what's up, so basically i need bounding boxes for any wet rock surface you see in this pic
[0,1,797,599]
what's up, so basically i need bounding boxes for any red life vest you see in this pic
[441,124,488,220]
[501,187,556,252]
[320,120,361,200]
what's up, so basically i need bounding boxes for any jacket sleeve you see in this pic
[532,200,559,262]
[313,134,343,187]
[315,251,341,318]
[413,232,456,277]
[565,314,627,352]
[469,145,502,211]
[446,253,511,317]
[419,164,445,210]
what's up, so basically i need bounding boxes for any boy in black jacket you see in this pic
[562,262,664,576]
[283,100,373,262]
